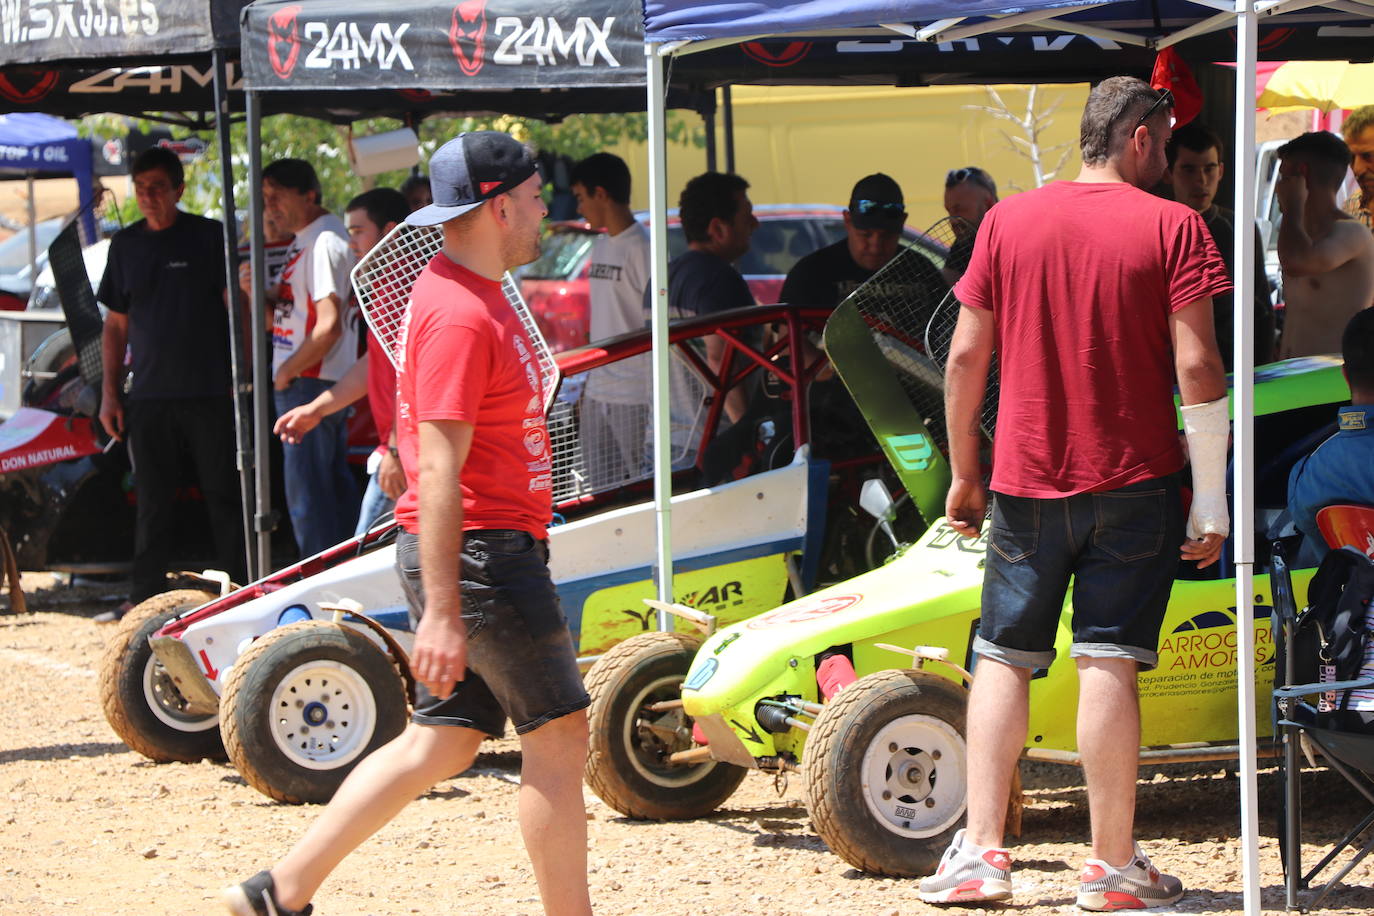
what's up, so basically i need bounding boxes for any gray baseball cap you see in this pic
[407,131,539,227]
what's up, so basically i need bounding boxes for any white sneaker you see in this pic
[1077,844,1184,910]
[918,828,1014,904]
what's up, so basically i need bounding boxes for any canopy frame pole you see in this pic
[246,90,273,580]
[646,46,675,628]
[1232,2,1261,914]
[722,85,736,174]
[212,47,256,583]
[25,175,36,281]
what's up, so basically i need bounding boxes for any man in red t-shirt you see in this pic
[272,187,411,536]
[919,78,1230,910]
[225,133,592,916]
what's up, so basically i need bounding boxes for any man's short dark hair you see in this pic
[1343,105,1374,143]
[132,146,184,188]
[1166,122,1225,169]
[1278,132,1352,192]
[263,158,322,206]
[400,173,430,197]
[678,172,749,244]
[1079,76,1170,167]
[1343,307,1374,392]
[571,152,632,205]
[346,188,408,233]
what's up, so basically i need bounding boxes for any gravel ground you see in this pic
[3,572,1374,915]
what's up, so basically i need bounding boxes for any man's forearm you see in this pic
[945,359,987,482]
[100,320,127,398]
[417,456,464,619]
[278,323,343,383]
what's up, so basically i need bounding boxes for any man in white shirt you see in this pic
[571,153,652,490]
[262,158,359,557]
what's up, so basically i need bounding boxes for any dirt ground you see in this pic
[4,572,1374,916]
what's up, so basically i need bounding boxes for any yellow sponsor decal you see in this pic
[576,554,792,657]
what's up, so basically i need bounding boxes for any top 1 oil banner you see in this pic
[0,0,247,66]
[240,0,645,91]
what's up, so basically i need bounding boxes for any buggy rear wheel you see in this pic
[98,589,221,762]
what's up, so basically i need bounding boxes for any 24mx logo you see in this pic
[490,16,620,69]
[302,21,412,71]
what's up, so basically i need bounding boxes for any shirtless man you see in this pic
[1276,131,1374,359]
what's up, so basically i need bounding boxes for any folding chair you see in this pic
[1273,507,1374,911]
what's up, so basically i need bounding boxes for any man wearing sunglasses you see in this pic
[943,166,999,282]
[779,173,913,310]
[922,77,1229,909]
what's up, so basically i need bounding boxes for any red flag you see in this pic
[1151,48,1203,128]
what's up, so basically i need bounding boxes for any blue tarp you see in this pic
[643,0,1114,41]
[643,0,1366,43]
[0,114,96,245]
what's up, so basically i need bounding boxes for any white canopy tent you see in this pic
[640,2,1374,913]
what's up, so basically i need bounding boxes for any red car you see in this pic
[520,205,946,352]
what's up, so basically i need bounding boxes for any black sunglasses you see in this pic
[945,166,987,188]
[852,199,905,216]
[1136,88,1175,128]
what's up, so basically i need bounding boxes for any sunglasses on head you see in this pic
[945,166,988,188]
[1136,88,1175,129]
[852,199,905,216]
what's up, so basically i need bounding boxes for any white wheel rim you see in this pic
[858,713,966,839]
[267,660,378,770]
[622,673,719,787]
[141,655,218,733]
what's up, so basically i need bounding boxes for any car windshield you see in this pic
[525,229,596,280]
[0,219,62,275]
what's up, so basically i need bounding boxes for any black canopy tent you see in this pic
[0,0,260,574]
[235,0,716,576]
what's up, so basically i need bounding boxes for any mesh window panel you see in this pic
[350,222,559,412]
[841,218,999,452]
[47,222,103,389]
[547,352,707,505]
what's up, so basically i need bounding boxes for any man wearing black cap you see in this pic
[780,173,911,309]
[224,132,592,916]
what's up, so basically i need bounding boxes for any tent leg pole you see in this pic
[722,85,735,174]
[246,90,273,580]
[25,176,36,281]
[704,98,717,172]
[212,48,255,584]
[646,46,674,629]
[1233,2,1260,915]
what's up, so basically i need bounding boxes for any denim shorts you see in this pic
[396,529,589,736]
[976,473,1185,672]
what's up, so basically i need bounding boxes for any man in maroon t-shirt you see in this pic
[919,78,1230,910]
[225,133,592,916]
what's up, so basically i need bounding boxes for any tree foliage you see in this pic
[79,110,705,235]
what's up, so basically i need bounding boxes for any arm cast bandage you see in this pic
[1181,396,1230,541]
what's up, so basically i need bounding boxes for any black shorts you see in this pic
[976,473,1185,672]
[396,529,589,736]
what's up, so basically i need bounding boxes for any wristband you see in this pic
[1181,396,1230,541]
[388,446,400,458]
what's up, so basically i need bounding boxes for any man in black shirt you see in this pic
[1165,122,1276,368]
[652,171,758,422]
[780,173,911,309]
[97,146,243,617]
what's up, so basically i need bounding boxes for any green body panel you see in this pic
[822,300,951,526]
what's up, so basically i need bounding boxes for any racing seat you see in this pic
[1272,506,1374,910]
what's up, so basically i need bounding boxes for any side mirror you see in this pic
[860,478,895,522]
